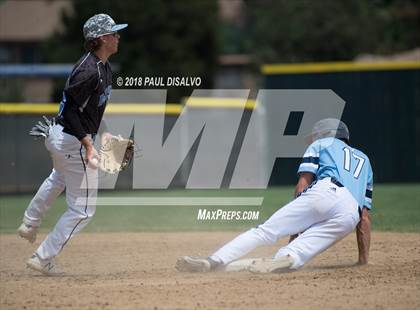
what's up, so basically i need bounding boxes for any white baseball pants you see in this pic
[23,124,97,260]
[210,178,360,269]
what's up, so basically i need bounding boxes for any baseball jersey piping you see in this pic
[74,52,92,73]
[59,145,90,253]
[95,60,102,91]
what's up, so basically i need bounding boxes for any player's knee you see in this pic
[68,205,96,221]
[336,214,358,237]
[46,175,65,192]
[86,206,96,218]
[79,205,96,221]
[251,226,278,244]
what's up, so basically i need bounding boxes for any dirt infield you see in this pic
[1,232,419,310]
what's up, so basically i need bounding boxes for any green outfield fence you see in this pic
[262,61,420,185]
[0,61,419,194]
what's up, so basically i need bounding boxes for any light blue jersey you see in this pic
[297,137,373,209]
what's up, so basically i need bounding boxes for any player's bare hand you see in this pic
[80,136,99,168]
[85,145,100,168]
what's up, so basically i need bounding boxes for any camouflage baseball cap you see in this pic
[306,118,350,143]
[83,14,128,40]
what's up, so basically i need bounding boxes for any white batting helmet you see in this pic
[306,118,350,143]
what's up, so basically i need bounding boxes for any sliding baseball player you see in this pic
[177,119,373,273]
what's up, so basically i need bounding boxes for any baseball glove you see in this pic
[99,135,134,174]
[29,116,55,138]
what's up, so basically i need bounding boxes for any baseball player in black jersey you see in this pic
[17,14,127,275]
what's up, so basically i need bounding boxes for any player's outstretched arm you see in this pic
[356,207,371,265]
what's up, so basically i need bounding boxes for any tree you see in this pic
[243,0,420,64]
[44,0,220,103]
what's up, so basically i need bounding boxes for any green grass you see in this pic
[0,184,419,233]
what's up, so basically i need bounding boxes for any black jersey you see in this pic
[57,52,112,140]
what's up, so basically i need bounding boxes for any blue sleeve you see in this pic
[297,141,320,175]
[364,162,373,209]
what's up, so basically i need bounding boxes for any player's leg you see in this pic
[35,197,96,261]
[210,180,337,265]
[22,168,65,227]
[35,145,97,261]
[177,198,318,272]
[177,179,342,272]
[18,133,67,243]
[273,188,359,270]
[28,183,96,276]
[177,199,315,272]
